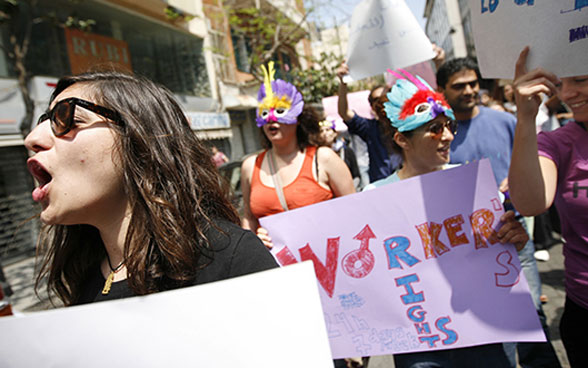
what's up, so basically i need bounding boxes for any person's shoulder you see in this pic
[539,122,582,145]
[363,173,399,191]
[205,219,249,246]
[478,106,516,123]
[241,151,263,175]
[316,145,338,160]
[198,219,277,283]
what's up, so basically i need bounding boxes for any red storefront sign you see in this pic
[64,28,132,74]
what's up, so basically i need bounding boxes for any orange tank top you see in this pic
[249,146,334,220]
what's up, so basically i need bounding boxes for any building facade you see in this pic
[0,0,314,262]
[0,0,229,262]
[202,0,313,161]
[424,0,471,60]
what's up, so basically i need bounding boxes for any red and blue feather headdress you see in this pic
[384,69,455,132]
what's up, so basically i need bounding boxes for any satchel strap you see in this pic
[267,149,289,211]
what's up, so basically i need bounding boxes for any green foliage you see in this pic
[64,15,95,30]
[290,51,342,103]
[0,0,96,135]
[164,6,195,22]
[227,5,307,80]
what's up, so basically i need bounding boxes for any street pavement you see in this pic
[3,242,571,366]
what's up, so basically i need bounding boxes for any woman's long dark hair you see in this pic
[35,71,239,305]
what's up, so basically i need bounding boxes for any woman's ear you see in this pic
[394,131,410,151]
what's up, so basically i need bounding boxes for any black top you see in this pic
[76,220,278,304]
[340,146,360,180]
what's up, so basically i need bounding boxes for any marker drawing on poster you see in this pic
[346,0,434,81]
[470,0,588,78]
[260,160,545,359]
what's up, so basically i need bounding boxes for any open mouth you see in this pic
[267,124,280,134]
[27,159,52,202]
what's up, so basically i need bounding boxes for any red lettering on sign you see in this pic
[275,246,298,266]
[299,237,340,298]
[342,225,376,279]
[416,222,450,259]
[495,250,520,287]
[443,214,469,247]
[469,209,498,249]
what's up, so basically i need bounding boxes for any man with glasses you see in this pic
[436,57,561,368]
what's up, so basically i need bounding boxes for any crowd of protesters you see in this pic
[1,16,584,368]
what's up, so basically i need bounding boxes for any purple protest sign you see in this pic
[259,160,544,359]
[322,90,372,132]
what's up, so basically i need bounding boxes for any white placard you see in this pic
[0,262,334,368]
[346,0,434,81]
[470,0,588,79]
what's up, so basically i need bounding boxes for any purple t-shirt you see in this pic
[537,121,588,311]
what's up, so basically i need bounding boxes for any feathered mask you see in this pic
[256,61,304,127]
[384,69,455,132]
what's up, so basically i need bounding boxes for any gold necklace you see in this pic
[101,255,125,295]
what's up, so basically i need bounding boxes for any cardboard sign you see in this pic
[0,263,334,368]
[470,0,588,78]
[322,90,373,132]
[260,160,545,359]
[346,0,434,81]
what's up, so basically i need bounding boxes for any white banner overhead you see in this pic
[470,0,588,79]
[346,0,434,82]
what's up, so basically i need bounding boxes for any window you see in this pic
[0,0,210,97]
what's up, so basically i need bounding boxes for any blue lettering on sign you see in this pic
[383,236,421,270]
[562,0,588,13]
[414,322,431,335]
[418,335,440,348]
[395,274,425,304]
[569,26,588,44]
[338,292,365,310]
[407,305,426,322]
[481,0,499,13]
[514,0,534,5]
[436,317,459,345]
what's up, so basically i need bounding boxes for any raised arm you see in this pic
[336,62,355,122]
[508,47,559,216]
[316,146,356,197]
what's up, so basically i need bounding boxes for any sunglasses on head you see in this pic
[37,97,124,137]
[426,119,458,139]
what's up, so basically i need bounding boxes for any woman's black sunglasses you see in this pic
[37,97,124,137]
[427,119,458,139]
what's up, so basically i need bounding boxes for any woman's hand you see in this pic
[256,227,273,250]
[493,210,529,252]
[513,47,560,123]
[336,62,350,83]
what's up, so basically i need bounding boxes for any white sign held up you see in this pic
[346,0,434,82]
[470,0,588,79]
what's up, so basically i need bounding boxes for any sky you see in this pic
[307,0,427,30]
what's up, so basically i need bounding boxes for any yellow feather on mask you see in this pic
[261,61,276,102]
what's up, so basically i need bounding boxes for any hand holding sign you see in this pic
[512,47,561,122]
[261,160,544,359]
